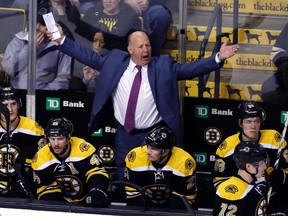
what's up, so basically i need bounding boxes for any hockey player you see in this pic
[124,126,196,209]
[0,86,44,198]
[213,141,269,215]
[32,117,110,207]
[213,101,288,214]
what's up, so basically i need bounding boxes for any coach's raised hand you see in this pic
[47,23,65,44]
[218,38,239,61]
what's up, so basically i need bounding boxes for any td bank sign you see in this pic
[46,97,85,110]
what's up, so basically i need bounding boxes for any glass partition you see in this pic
[0,0,287,213]
[1,0,286,100]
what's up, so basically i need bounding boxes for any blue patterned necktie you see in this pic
[124,65,142,133]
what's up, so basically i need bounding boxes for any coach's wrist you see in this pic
[215,52,224,63]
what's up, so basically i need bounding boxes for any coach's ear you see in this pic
[127,45,132,55]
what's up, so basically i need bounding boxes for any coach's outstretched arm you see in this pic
[49,23,239,61]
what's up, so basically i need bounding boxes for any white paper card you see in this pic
[42,12,61,40]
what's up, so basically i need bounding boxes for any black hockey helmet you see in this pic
[0,86,22,106]
[233,141,269,170]
[144,126,176,150]
[237,101,266,122]
[45,117,73,138]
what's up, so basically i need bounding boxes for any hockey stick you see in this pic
[180,195,196,215]
[0,102,34,200]
[0,102,12,193]
[267,112,288,204]
[110,180,147,211]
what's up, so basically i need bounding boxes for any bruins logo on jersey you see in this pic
[80,142,90,152]
[185,158,194,170]
[256,197,267,215]
[224,184,238,194]
[219,141,227,150]
[0,144,20,175]
[274,132,281,142]
[127,151,136,163]
[34,122,44,130]
[144,184,171,205]
[56,175,83,196]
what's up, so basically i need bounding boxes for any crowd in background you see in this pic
[0,0,177,92]
[0,1,287,215]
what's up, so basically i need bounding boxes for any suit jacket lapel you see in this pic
[98,58,129,96]
[147,60,157,101]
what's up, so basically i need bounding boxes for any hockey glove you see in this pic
[86,188,110,208]
[267,168,286,190]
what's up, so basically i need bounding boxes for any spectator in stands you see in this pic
[70,0,142,52]
[82,31,109,92]
[124,0,173,55]
[0,87,44,198]
[11,0,77,40]
[261,23,288,103]
[83,0,142,37]
[70,0,172,55]
[213,101,288,215]
[11,0,94,14]
[51,25,238,181]
[0,55,9,87]
[1,10,72,90]
[32,117,110,207]
[68,0,95,14]
[213,141,269,215]
[47,0,95,15]
[124,126,197,209]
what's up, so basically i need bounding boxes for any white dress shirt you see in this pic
[113,60,163,129]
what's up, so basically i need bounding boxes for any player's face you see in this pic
[241,117,261,141]
[1,100,19,122]
[146,145,163,162]
[128,32,152,66]
[48,136,69,156]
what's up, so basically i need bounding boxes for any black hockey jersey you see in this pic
[213,176,267,216]
[0,116,44,193]
[32,137,109,202]
[124,146,196,208]
[213,130,288,187]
